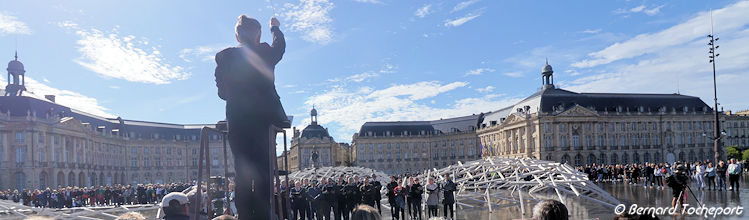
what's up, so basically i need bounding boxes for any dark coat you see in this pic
[442,180,456,205]
[214,26,287,126]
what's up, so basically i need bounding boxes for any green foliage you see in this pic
[743,149,749,161]
[726,146,741,159]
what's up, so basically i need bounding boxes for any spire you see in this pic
[14,50,18,61]
[545,57,548,65]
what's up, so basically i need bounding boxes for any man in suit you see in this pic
[215,15,288,219]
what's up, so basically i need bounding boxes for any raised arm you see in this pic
[268,17,286,65]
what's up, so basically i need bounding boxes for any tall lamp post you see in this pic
[708,14,721,163]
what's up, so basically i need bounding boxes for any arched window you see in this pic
[562,154,570,164]
[643,152,650,163]
[611,154,618,164]
[574,154,582,166]
[633,153,640,164]
[588,154,596,165]
[599,153,606,164]
[688,151,695,162]
[654,152,660,163]
[678,152,685,162]
[15,172,26,190]
[622,153,629,164]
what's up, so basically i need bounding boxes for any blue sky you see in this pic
[2,0,749,155]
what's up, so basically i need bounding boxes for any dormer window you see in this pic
[639,106,644,113]
[616,106,623,113]
[683,106,689,112]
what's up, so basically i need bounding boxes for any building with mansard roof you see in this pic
[352,115,482,175]
[0,53,271,190]
[475,61,745,166]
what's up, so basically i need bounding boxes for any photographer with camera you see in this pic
[666,164,690,209]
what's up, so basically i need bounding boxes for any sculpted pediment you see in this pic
[556,105,599,117]
[502,113,527,125]
[57,117,90,132]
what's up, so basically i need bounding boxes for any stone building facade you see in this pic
[0,56,234,190]
[723,110,749,150]
[476,62,734,166]
[281,108,350,172]
[352,115,481,175]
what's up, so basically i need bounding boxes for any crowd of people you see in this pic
[575,158,746,191]
[0,183,192,209]
[273,173,457,220]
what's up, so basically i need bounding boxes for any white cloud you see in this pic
[573,1,749,68]
[564,1,749,113]
[415,4,432,18]
[301,81,519,142]
[503,71,524,78]
[452,0,481,12]
[476,85,494,93]
[346,72,379,82]
[179,45,227,62]
[329,63,396,82]
[644,5,665,16]
[354,0,381,4]
[282,0,334,44]
[0,12,31,35]
[464,67,495,76]
[445,12,483,27]
[61,22,189,84]
[613,4,665,16]
[581,29,602,34]
[2,75,113,118]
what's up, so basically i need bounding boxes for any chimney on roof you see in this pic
[45,95,56,103]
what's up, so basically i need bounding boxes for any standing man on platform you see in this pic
[370,174,382,214]
[215,14,288,219]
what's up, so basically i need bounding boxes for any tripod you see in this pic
[684,183,703,207]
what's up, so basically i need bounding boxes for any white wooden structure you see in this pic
[288,166,389,184]
[416,157,620,214]
[0,199,159,220]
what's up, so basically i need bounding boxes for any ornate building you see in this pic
[477,62,730,166]
[0,55,234,190]
[724,110,749,150]
[352,115,481,175]
[282,107,350,172]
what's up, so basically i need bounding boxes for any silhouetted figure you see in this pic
[215,15,287,219]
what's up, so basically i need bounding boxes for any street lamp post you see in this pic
[707,16,721,163]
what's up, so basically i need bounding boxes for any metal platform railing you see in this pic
[194,122,289,220]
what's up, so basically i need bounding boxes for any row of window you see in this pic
[357,147,475,161]
[357,139,475,151]
[543,121,714,134]
[552,149,713,166]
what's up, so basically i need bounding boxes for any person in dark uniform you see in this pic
[442,174,456,219]
[369,174,382,214]
[322,178,338,220]
[359,177,376,207]
[291,181,308,220]
[343,177,360,220]
[309,180,326,220]
[336,177,347,220]
[386,176,399,220]
[409,178,424,220]
[214,14,288,220]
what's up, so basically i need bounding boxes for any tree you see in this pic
[743,149,749,161]
[726,146,741,159]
